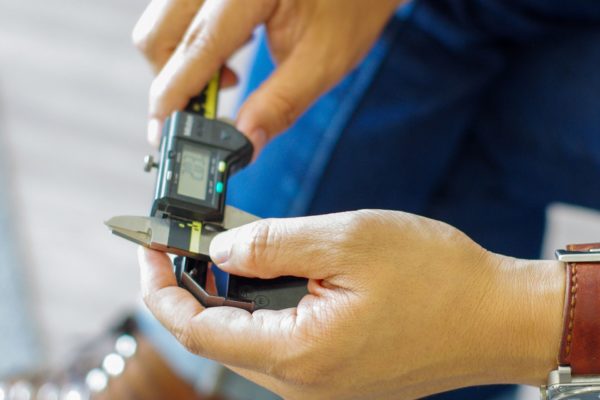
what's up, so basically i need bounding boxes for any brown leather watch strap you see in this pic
[559,242,600,375]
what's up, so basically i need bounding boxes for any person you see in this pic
[131,0,600,398]
[3,0,587,399]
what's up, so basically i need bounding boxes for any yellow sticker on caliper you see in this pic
[188,221,202,254]
[203,72,220,119]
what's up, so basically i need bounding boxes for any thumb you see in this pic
[209,214,349,280]
[236,40,340,153]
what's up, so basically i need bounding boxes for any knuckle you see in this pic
[334,210,390,264]
[269,89,298,130]
[181,23,218,61]
[245,219,276,276]
[340,209,378,242]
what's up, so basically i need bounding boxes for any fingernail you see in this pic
[147,118,162,148]
[210,230,235,265]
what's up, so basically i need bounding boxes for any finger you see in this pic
[147,118,163,149]
[132,0,205,73]
[148,0,277,131]
[209,213,354,280]
[138,247,298,371]
[147,65,238,147]
[236,37,342,152]
[138,247,180,294]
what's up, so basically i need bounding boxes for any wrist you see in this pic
[480,255,565,385]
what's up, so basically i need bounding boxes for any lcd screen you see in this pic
[177,144,211,200]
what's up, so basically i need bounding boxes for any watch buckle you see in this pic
[555,248,600,263]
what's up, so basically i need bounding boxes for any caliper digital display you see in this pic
[150,109,252,222]
[177,144,210,200]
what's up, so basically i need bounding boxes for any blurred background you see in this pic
[0,1,150,370]
[0,1,599,400]
[0,0,254,372]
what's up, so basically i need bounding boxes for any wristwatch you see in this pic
[541,243,600,399]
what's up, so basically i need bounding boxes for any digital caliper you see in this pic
[106,73,307,312]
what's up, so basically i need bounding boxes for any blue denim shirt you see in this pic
[230,0,600,253]
[225,0,600,398]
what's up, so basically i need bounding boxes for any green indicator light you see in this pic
[218,161,227,173]
[216,181,224,193]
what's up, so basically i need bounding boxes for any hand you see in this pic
[132,0,403,151]
[138,210,564,399]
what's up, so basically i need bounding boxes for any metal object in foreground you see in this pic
[106,74,307,311]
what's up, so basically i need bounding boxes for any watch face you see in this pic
[548,386,600,399]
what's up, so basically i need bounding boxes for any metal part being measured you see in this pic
[105,216,169,248]
[105,206,258,258]
[221,206,259,229]
[105,216,153,246]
